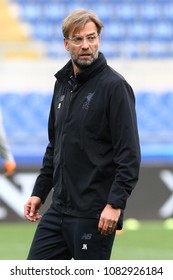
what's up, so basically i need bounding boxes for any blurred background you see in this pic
[0,0,173,259]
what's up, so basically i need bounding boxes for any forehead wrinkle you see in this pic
[73,31,96,38]
[69,21,98,37]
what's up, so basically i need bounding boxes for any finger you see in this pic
[25,213,35,222]
[24,203,38,220]
[35,212,42,220]
[24,206,31,217]
[98,218,104,231]
[107,226,114,234]
[108,222,117,234]
[100,222,109,235]
[25,212,41,222]
[100,228,106,235]
[102,222,116,235]
[29,203,38,217]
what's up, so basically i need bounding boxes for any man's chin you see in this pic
[75,63,92,70]
[75,60,93,70]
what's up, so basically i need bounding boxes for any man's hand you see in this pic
[24,196,42,222]
[98,204,121,235]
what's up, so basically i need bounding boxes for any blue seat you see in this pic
[45,41,68,58]
[163,3,173,21]
[43,4,67,22]
[103,22,127,41]
[31,22,62,41]
[19,4,40,23]
[91,3,115,21]
[100,41,120,58]
[127,22,151,40]
[116,4,139,22]
[136,92,173,144]
[119,41,142,58]
[152,22,173,41]
[147,41,170,58]
[139,3,161,21]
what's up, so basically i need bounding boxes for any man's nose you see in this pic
[81,38,90,48]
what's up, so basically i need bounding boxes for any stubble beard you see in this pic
[72,49,99,70]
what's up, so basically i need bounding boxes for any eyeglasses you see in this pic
[67,35,99,46]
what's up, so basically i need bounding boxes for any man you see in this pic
[24,9,141,260]
[0,107,16,177]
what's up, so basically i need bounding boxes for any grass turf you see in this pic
[0,221,172,260]
[112,221,173,260]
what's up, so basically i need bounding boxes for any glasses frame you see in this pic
[67,34,99,46]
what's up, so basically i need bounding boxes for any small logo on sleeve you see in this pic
[57,95,65,109]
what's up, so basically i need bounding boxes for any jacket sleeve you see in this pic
[31,93,55,203]
[107,79,141,210]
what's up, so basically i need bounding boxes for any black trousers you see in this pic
[27,206,116,260]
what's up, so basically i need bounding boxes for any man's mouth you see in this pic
[80,53,91,58]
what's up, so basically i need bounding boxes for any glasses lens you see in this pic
[69,35,98,46]
[73,37,83,46]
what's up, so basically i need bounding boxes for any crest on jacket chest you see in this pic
[82,92,95,110]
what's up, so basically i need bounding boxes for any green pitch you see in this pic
[0,221,173,260]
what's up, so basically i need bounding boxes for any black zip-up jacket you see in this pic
[32,52,141,229]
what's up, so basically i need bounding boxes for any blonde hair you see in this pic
[62,9,104,38]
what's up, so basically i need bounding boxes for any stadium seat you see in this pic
[147,41,171,58]
[103,22,127,41]
[163,3,173,21]
[152,22,173,41]
[115,4,139,22]
[139,3,162,21]
[127,22,151,41]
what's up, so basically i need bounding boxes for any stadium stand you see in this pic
[5,0,173,58]
[0,91,173,165]
[0,0,173,165]
[0,0,44,59]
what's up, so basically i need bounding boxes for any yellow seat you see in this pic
[0,0,43,59]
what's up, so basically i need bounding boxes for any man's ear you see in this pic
[64,38,69,51]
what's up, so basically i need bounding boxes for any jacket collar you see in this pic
[55,52,107,85]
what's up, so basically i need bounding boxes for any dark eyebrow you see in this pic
[74,32,97,37]
[87,32,96,36]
